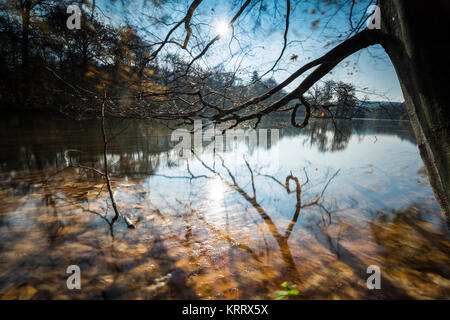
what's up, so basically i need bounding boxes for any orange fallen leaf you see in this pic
[311,19,320,29]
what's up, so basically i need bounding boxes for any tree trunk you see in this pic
[380,0,450,218]
[20,0,32,106]
[21,0,31,70]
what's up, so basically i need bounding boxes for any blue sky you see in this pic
[96,0,403,102]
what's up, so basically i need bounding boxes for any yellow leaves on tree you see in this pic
[144,68,155,76]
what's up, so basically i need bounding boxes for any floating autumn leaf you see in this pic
[290,54,298,61]
[324,42,331,47]
[311,19,320,29]
[123,66,131,73]
[311,9,316,14]
[127,108,136,114]
[85,71,95,78]
[321,112,325,117]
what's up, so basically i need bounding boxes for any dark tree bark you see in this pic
[379,0,450,217]
[20,0,31,70]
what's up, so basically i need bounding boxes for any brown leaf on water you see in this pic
[311,19,320,29]
[2,285,38,300]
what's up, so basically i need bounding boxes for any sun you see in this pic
[216,21,229,36]
[208,177,224,201]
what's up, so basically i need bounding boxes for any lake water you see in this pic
[0,115,449,299]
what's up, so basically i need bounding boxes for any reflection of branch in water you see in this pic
[243,157,256,200]
[44,95,134,230]
[284,173,301,239]
[204,154,298,278]
[175,199,262,263]
[77,200,116,238]
[147,188,262,263]
[256,166,338,233]
[189,152,340,282]
[114,148,339,286]
[99,98,120,224]
[152,161,208,181]
[46,188,117,239]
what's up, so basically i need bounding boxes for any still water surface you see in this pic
[0,115,449,299]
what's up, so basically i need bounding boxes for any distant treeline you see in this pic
[352,102,408,120]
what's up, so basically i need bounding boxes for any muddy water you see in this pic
[0,115,448,299]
